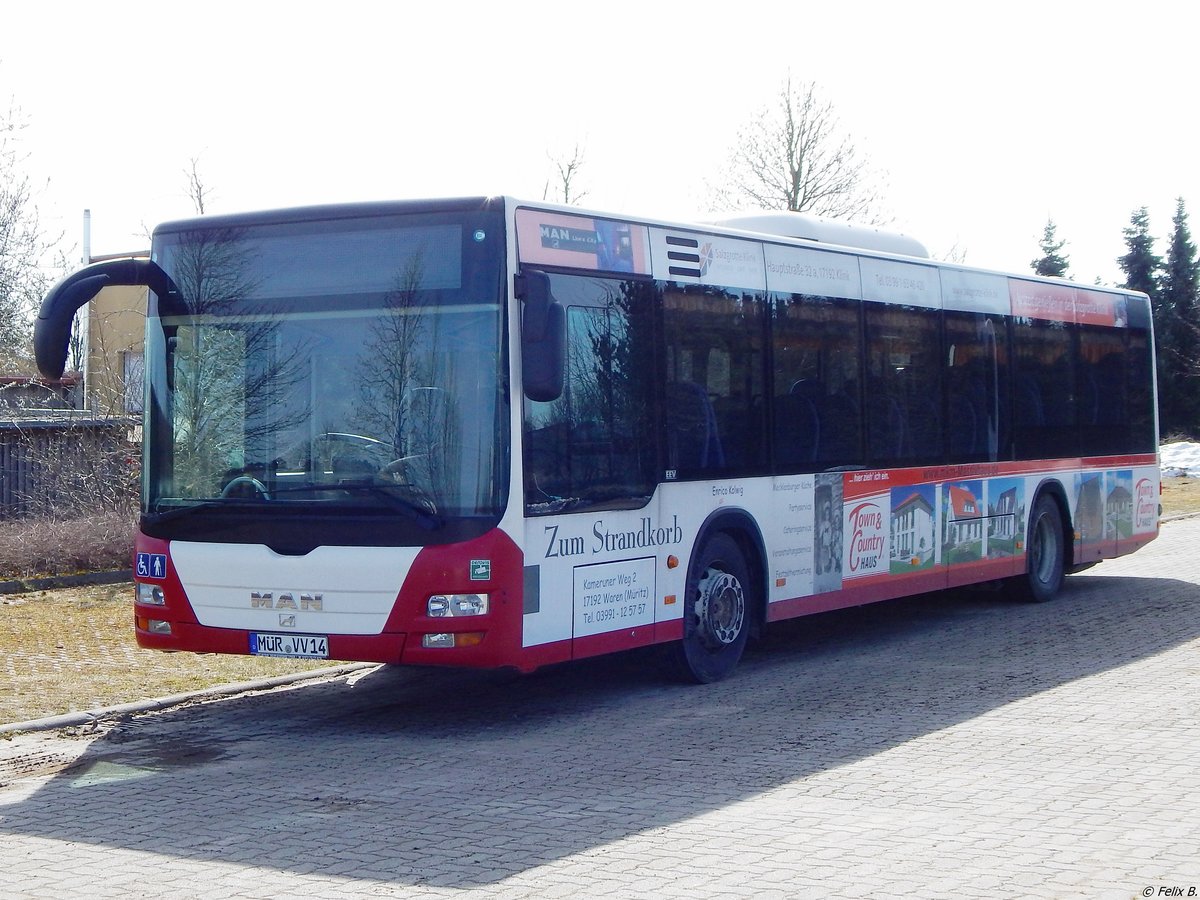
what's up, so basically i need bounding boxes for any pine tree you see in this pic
[1118,207,1168,437]
[1118,206,1164,346]
[1118,207,1163,300]
[1030,219,1070,277]
[1162,198,1198,335]
[1161,198,1200,435]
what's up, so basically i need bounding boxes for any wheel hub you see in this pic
[1031,514,1053,583]
[695,567,745,648]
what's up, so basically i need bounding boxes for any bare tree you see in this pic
[0,102,58,372]
[185,156,212,215]
[934,242,969,264]
[710,76,887,223]
[543,143,589,206]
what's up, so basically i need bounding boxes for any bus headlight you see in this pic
[137,583,166,606]
[427,593,489,617]
[137,617,172,635]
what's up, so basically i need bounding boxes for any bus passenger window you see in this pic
[944,311,1009,463]
[662,285,767,478]
[1076,325,1128,456]
[1013,317,1076,459]
[864,302,942,467]
[770,293,863,471]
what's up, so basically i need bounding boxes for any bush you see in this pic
[0,511,136,580]
[4,419,139,519]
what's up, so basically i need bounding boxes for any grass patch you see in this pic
[1160,477,1200,518]
[0,583,331,725]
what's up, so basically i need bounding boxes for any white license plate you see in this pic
[250,632,329,659]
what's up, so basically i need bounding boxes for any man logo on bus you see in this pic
[250,592,324,611]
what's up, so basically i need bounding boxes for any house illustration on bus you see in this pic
[1076,473,1104,547]
[890,485,935,572]
[944,481,985,564]
[986,477,1026,557]
[1107,471,1134,540]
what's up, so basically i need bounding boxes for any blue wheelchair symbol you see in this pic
[137,553,167,580]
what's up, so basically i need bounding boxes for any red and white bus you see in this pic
[34,197,1159,682]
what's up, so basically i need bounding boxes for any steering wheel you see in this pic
[378,453,426,478]
[221,475,272,500]
[374,455,438,512]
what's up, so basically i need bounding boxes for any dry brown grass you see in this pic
[1160,476,1200,519]
[0,582,330,725]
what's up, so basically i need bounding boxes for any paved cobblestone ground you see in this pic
[1,519,1198,899]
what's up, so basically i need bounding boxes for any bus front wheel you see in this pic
[1009,494,1065,603]
[671,533,752,683]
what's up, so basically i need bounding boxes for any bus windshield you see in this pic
[142,207,507,546]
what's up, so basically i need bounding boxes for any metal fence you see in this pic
[0,415,139,519]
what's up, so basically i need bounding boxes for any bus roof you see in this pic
[706,212,930,259]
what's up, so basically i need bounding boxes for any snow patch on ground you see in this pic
[1160,441,1200,477]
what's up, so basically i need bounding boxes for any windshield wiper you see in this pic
[146,483,442,530]
[143,498,258,525]
[267,481,442,529]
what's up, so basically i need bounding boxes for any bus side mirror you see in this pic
[34,272,110,379]
[517,270,565,402]
[34,258,178,379]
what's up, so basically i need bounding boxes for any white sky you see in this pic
[3,0,1197,286]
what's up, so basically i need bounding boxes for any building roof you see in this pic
[893,491,933,516]
[947,485,982,519]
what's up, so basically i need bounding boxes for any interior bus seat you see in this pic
[789,379,825,460]
[1046,356,1076,423]
[1077,362,1101,426]
[819,389,860,462]
[947,393,978,459]
[1015,373,1045,426]
[960,371,993,458]
[712,395,764,470]
[869,390,908,462]
[905,391,941,460]
[887,397,909,459]
[773,391,820,465]
[1093,354,1126,426]
[666,381,725,471]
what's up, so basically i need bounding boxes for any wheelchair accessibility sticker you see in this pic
[136,553,167,580]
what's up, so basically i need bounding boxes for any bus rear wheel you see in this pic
[671,533,752,683]
[1009,494,1065,603]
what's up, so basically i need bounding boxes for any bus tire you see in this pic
[1009,493,1065,603]
[671,532,752,683]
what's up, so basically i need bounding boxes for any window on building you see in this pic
[123,350,145,414]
